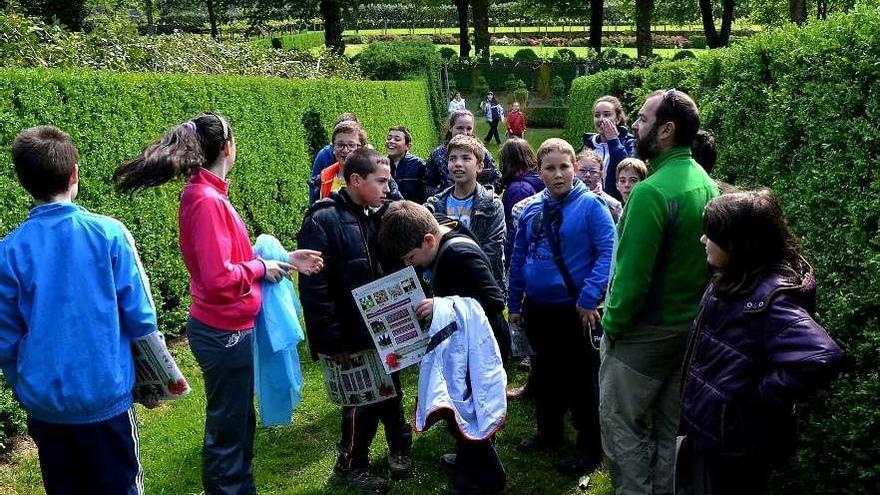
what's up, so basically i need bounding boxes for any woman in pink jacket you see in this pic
[115,113,322,495]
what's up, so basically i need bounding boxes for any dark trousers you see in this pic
[28,408,142,495]
[337,371,413,470]
[484,120,501,144]
[452,431,506,494]
[187,316,257,495]
[523,299,602,459]
[675,437,771,495]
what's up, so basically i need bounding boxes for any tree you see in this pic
[590,0,604,54]
[320,0,344,53]
[635,0,654,58]
[699,0,735,47]
[144,0,155,29]
[453,0,471,58]
[205,0,219,37]
[472,0,489,60]
[789,0,807,24]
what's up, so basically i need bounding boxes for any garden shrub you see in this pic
[553,48,578,62]
[253,31,325,51]
[525,106,568,128]
[357,39,444,134]
[513,48,539,61]
[513,88,529,106]
[0,377,26,454]
[474,75,490,97]
[565,9,880,493]
[672,49,696,60]
[0,69,436,340]
[551,76,567,106]
[439,47,457,60]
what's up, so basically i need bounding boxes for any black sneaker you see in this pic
[336,467,389,494]
[518,433,563,452]
[518,356,532,372]
[557,454,601,475]
[439,452,457,474]
[388,451,413,479]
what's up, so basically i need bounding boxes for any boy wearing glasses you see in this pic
[576,149,622,223]
[319,122,366,200]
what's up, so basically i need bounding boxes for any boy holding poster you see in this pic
[379,200,508,495]
[298,147,412,494]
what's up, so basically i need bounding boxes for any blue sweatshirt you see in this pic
[508,181,616,314]
[0,202,157,424]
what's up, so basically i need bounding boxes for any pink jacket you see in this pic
[179,168,265,331]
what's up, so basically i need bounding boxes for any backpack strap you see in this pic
[542,202,579,300]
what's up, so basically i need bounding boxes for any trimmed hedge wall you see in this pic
[525,106,568,128]
[0,69,436,339]
[565,9,880,494]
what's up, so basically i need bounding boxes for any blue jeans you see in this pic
[187,316,256,495]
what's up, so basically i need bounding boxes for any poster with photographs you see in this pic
[351,266,429,374]
[509,321,535,358]
[319,349,398,407]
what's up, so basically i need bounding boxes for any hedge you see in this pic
[0,69,436,339]
[565,8,880,494]
[525,106,568,128]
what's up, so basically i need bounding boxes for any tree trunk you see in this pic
[817,0,828,19]
[205,0,219,39]
[589,0,604,55]
[635,0,654,58]
[320,0,345,55]
[472,0,490,60]
[790,0,807,25]
[144,0,154,33]
[454,0,471,59]
[699,0,734,48]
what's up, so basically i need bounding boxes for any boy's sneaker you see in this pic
[336,466,389,494]
[388,451,413,478]
[439,452,457,474]
[518,433,562,452]
[518,356,532,372]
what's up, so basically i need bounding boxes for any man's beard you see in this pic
[634,124,660,160]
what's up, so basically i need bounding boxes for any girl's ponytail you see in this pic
[114,113,232,193]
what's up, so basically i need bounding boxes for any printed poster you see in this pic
[131,332,191,402]
[319,349,397,406]
[351,266,429,373]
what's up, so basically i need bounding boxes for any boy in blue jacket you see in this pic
[508,138,616,476]
[0,126,158,494]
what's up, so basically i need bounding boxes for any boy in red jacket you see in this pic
[506,102,527,139]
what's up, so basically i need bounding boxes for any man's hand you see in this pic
[289,249,324,275]
[577,306,600,334]
[262,259,292,283]
[416,298,434,322]
[509,313,522,326]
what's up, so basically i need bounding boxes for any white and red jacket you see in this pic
[179,168,265,330]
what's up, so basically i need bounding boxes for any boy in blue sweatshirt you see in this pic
[507,138,616,476]
[0,126,158,494]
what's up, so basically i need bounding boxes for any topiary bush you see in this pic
[513,48,539,61]
[357,39,444,134]
[0,69,436,339]
[439,47,457,60]
[672,49,696,61]
[566,8,880,494]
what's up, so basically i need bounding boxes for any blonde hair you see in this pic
[617,158,648,180]
[446,134,485,164]
[537,138,576,166]
[576,149,602,165]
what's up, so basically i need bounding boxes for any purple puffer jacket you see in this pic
[680,267,844,458]
[502,171,544,265]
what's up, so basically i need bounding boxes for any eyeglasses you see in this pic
[334,142,362,151]
[577,168,603,177]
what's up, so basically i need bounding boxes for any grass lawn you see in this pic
[0,342,613,494]
[343,44,705,59]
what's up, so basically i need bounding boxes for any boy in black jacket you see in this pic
[379,200,508,495]
[299,148,412,494]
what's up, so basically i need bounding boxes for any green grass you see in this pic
[0,343,613,494]
[342,44,705,59]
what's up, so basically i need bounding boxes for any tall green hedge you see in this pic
[0,69,436,338]
[565,9,880,493]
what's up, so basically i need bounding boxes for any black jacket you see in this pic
[427,223,511,358]
[298,189,385,359]
[390,152,427,204]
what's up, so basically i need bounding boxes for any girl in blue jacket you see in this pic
[678,189,844,495]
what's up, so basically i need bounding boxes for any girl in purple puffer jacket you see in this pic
[677,189,844,495]
[499,138,544,268]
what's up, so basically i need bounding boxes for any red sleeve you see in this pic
[186,197,265,298]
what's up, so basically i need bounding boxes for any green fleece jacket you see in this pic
[602,147,718,336]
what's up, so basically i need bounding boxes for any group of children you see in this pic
[0,92,843,495]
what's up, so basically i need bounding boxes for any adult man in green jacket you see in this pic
[599,89,718,495]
